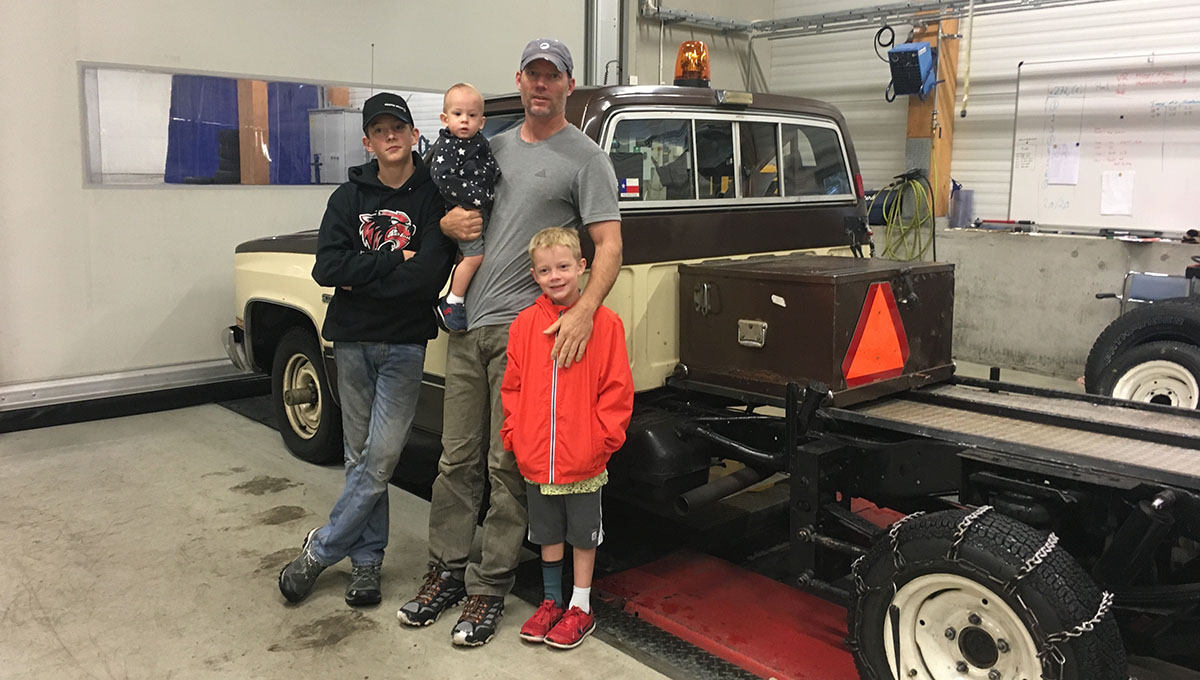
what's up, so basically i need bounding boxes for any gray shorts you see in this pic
[525,483,604,549]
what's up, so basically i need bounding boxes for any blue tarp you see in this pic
[163,75,238,183]
[269,82,318,184]
[164,76,317,184]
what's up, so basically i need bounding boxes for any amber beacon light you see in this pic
[673,41,710,87]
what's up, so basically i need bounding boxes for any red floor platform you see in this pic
[596,549,860,680]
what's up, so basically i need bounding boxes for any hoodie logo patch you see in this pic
[359,210,414,251]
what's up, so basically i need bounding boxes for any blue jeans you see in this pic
[309,341,425,566]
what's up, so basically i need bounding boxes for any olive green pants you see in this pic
[427,325,527,597]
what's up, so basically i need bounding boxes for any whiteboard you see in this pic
[1008,53,1200,234]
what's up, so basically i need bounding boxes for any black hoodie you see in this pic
[312,157,455,344]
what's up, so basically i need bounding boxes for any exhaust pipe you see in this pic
[675,422,786,472]
[675,466,765,515]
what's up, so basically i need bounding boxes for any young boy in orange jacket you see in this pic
[500,227,634,649]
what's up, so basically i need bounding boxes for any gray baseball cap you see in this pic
[519,38,573,75]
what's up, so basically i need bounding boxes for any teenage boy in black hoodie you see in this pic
[279,93,456,607]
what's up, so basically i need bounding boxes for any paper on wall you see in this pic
[1046,143,1080,185]
[1101,170,1135,215]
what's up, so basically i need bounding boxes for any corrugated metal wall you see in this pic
[769,0,1200,219]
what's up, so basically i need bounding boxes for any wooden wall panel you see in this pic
[236,79,270,185]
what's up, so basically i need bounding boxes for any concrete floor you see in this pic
[0,404,667,680]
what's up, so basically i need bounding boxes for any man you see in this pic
[278,93,455,607]
[397,38,622,646]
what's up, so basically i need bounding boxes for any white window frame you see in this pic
[78,62,443,188]
[601,107,857,211]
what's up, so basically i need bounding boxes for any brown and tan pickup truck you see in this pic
[223,83,871,467]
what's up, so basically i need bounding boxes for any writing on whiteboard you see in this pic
[1009,54,1199,233]
[1115,70,1188,95]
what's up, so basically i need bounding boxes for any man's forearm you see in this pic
[579,221,623,311]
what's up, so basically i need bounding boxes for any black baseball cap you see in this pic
[520,38,573,76]
[362,92,413,131]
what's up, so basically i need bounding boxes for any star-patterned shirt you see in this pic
[428,128,500,212]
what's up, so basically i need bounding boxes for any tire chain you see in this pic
[947,504,992,560]
[989,525,1117,680]
[1006,531,1059,594]
[846,510,927,680]
[1045,590,1116,646]
[888,510,926,572]
[849,509,1125,680]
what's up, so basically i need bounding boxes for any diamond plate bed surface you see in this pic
[847,396,1200,487]
[922,384,1200,437]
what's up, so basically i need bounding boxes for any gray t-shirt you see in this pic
[466,123,622,329]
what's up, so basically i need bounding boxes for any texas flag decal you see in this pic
[619,178,640,198]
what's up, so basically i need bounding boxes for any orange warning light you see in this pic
[674,41,711,87]
[841,282,910,387]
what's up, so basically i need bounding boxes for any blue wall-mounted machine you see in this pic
[888,42,937,98]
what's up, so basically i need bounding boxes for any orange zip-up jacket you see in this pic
[500,294,634,485]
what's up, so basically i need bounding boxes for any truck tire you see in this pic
[848,509,1126,680]
[1084,300,1200,393]
[1095,340,1200,409]
[270,328,342,464]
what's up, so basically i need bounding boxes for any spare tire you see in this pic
[1084,300,1200,393]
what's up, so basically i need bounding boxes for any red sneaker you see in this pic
[544,606,595,649]
[519,599,564,642]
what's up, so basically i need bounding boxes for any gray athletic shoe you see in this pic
[345,562,382,607]
[451,594,504,646]
[278,528,327,603]
[397,568,467,626]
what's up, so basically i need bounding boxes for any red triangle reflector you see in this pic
[842,282,910,387]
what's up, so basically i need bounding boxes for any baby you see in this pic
[430,82,501,332]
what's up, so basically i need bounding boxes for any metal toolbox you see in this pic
[677,254,955,406]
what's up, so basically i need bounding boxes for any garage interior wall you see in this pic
[0,1,584,401]
[769,0,1200,379]
[626,0,774,90]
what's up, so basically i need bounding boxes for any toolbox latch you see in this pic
[737,319,768,348]
[693,282,721,316]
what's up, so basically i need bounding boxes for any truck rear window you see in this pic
[605,111,853,206]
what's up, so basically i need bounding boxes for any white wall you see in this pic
[0,0,584,391]
[766,0,1200,379]
[770,0,1200,217]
